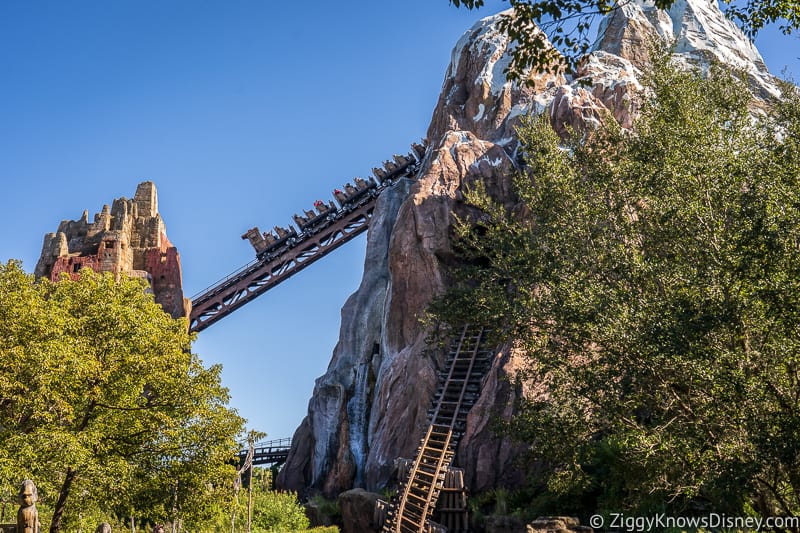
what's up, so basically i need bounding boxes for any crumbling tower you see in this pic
[34,181,190,319]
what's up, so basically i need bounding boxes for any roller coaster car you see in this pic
[383,160,398,174]
[254,225,298,260]
[274,225,294,239]
[242,226,270,254]
[294,201,336,231]
[393,154,412,168]
[314,200,332,214]
[372,167,388,182]
[353,177,372,190]
[334,189,348,204]
[411,141,427,159]
[293,209,316,228]
[335,178,377,208]
[378,153,415,182]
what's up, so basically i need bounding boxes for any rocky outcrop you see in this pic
[338,488,382,533]
[485,516,593,533]
[526,516,593,533]
[34,182,189,319]
[278,0,784,498]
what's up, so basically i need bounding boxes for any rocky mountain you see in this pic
[277,0,783,497]
[35,181,190,319]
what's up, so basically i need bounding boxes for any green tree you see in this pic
[430,56,800,518]
[0,262,244,532]
[449,0,799,77]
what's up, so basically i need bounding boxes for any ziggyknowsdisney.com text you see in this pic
[588,512,800,531]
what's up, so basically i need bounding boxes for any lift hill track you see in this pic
[189,142,426,333]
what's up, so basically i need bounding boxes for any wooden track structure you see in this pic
[382,325,493,533]
[381,459,469,532]
[189,144,425,333]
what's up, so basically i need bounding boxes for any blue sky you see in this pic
[1,1,798,443]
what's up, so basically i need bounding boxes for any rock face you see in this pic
[35,181,189,319]
[337,488,382,533]
[278,0,783,497]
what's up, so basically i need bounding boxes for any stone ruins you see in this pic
[34,181,189,319]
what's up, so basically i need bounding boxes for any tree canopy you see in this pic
[0,262,244,532]
[449,0,800,76]
[429,55,800,518]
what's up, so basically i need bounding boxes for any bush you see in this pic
[268,526,340,533]
[251,490,310,532]
[308,495,341,525]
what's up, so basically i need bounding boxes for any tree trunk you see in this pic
[49,468,76,533]
[51,402,95,532]
[247,438,253,533]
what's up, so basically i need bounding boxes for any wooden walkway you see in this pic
[236,437,293,467]
[382,325,493,533]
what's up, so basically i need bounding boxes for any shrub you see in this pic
[251,490,309,532]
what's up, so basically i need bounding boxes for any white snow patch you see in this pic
[447,131,478,161]
[448,9,536,98]
[471,18,514,96]
[471,152,510,171]
[446,9,514,81]
[456,131,471,144]
[581,51,643,92]
[473,103,486,121]
[445,84,460,105]
[507,103,532,121]
[448,28,472,80]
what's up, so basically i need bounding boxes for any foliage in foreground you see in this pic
[429,54,800,519]
[0,263,245,532]
[209,467,314,533]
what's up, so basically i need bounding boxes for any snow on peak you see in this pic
[593,0,779,97]
[662,0,767,70]
[447,9,516,97]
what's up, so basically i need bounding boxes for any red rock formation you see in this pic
[35,182,190,319]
